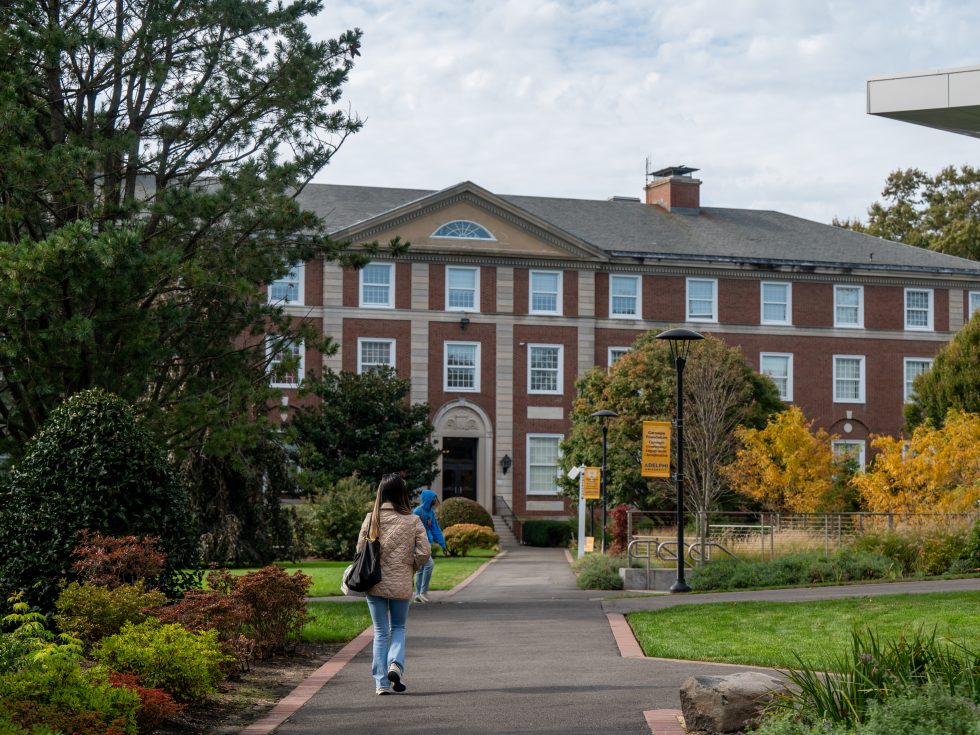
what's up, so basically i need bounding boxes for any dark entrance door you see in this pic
[442,437,478,501]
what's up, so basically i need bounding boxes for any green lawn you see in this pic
[302,601,373,642]
[628,592,980,671]
[229,548,495,597]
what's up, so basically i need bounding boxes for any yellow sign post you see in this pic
[582,466,601,500]
[641,420,672,478]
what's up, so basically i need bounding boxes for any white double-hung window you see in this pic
[528,345,563,394]
[903,358,932,403]
[904,288,933,330]
[609,275,640,318]
[687,278,717,322]
[446,267,479,312]
[268,262,304,305]
[527,434,562,495]
[834,285,864,328]
[760,282,791,325]
[832,440,866,470]
[608,347,630,366]
[444,342,480,392]
[833,355,865,403]
[357,338,395,374]
[360,263,394,308]
[969,291,980,318]
[760,353,793,401]
[530,270,562,315]
[268,338,304,389]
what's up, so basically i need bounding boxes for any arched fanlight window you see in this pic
[432,220,495,240]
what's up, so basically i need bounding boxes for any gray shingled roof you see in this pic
[296,183,980,275]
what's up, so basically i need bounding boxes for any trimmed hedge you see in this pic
[522,520,574,547]
[435,497,493,530]
[689,550,899,591]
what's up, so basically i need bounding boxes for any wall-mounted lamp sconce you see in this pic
[460,317,470,331]
[500,454,512,475]
[279,395,290,424]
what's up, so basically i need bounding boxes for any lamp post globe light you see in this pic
[590,409,618,554]
[655,327,703,593]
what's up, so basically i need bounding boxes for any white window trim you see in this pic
[357,338,396,375]
[609,274,642,319]
[969,290,980,318]
[832,440,866,470]
[443,341,481,393]
[431,220,496,241]
[903,357,933,403]
[833,354,866,404]
[904,287,934,331]
[268,262,304,306]
[525,433,564,496]
[760,281,792,326]
[268,338,305,389]
[359,262,395,309]
[527,344,564,395]
[529,270,563,316]
[608,346,630,366]
[760,352,794,402]
[686,277,718,322]
[445,266,480,313]
[833,285,864,329]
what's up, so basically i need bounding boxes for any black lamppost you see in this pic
[590,409,618,554]
[655,327,703,593]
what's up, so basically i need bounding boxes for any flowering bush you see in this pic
[443,524,499,557]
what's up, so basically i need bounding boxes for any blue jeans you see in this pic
[365,595,410,689]
[415,557,435,596]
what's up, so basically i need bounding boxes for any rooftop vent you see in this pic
[609,195,641,202]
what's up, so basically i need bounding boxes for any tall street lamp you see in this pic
[655,327,703,593]
[590,409,618,554]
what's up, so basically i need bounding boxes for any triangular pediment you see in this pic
[331,182,608,262]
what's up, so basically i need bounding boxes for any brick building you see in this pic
[270,167,980,521]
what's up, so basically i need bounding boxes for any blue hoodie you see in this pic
[413,489,447,551]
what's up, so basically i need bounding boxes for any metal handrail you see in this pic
[494,495,520,542]
[688,540,740,564]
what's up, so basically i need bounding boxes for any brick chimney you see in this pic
[644,165,701,214]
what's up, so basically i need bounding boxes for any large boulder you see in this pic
[679,672,786,734]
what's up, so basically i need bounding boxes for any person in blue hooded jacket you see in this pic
[412,489,447,603]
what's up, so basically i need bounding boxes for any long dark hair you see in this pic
[377,473,412,515]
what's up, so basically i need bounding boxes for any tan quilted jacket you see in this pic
[356,503,431,600]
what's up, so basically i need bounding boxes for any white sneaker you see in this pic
[412,594,422,603]
[376,687,392,695]
[418,593,430,603]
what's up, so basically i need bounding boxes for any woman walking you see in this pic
[356,473,431,695]
[413,489,447,603]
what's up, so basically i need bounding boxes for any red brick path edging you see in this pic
[644,709,685,734]
[239,628,374,734]
[605,612,645,658]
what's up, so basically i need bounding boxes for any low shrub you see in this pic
[71,531,167,589]
[107,672,186,732]
[689,550,899,591]
[919,531,969,576]
[574,553,624,590]
[93,620,230,703]
[435,497,493,530]
[0,633,34,675]
[849,531,921,574]
[54,582,166,645]
[305,475,375,560]
[156,589,253,670]
[522,520,574,547]
[0,659,140,735]
[443,524,499,557]
[213,566,311,659]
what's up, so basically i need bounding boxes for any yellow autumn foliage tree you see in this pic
[724,406,838,512]
[853,409,980,513]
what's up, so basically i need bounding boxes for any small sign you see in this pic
[584,536,595,553]
[641,420,672,478]
[582,466,602,499]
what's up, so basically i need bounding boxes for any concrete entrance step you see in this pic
[492,515,521,547]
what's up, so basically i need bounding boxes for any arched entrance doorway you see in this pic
[432,400,494,512]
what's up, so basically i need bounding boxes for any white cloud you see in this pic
[311,0,980,224]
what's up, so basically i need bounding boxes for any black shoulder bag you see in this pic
[344,490,383,593]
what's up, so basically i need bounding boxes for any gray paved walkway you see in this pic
[274,545,980,735]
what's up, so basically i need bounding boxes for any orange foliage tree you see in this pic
[852,409,980,514]
[724,406,842,512]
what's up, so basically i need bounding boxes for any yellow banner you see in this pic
[641,420,672,478]
[582,466,601,500]
[584,536,595,553]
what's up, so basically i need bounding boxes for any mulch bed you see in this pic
[152,641,346,734]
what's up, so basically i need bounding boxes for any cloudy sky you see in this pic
[308,0,980,225]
